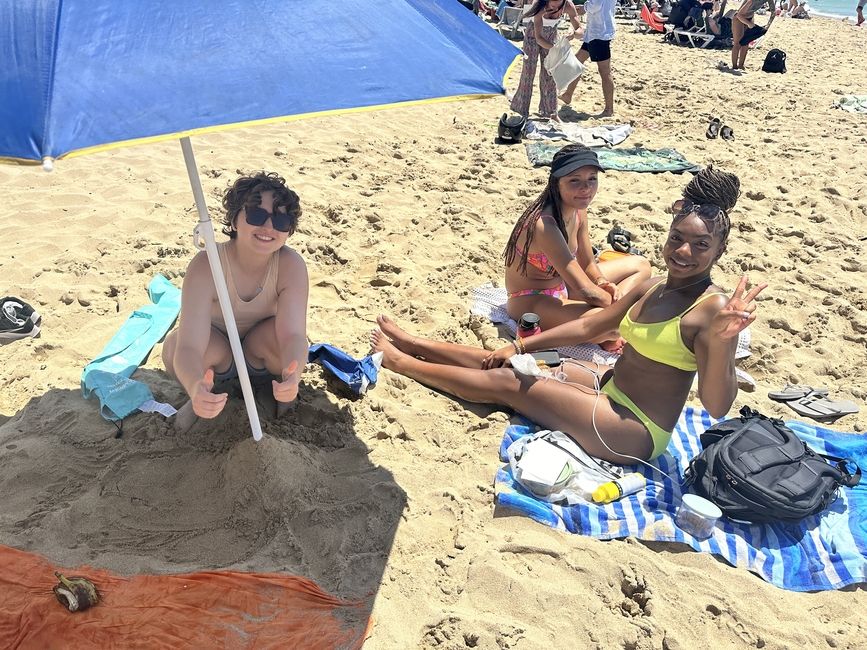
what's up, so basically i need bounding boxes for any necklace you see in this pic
[658,275,712,299]
[228,244,269,296]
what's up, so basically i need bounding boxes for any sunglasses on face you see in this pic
[243,205,293,233]
[670,198,725,221]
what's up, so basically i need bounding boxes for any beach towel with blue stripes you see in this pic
[494,407,867,591]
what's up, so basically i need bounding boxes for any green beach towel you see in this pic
[81,274,180,421]
[525,141,701,173]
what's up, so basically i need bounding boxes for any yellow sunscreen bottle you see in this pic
[591,473,647,504]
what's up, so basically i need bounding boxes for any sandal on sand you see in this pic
[0,296,41,345]
[606,225,642,255]
[706,117,721,139]
[768,385,829,402]
[720,125,735,140]
[786,394,859,423]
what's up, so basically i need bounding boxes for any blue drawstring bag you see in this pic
[308,344,381,395]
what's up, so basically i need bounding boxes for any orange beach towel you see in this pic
[0,545,370,649]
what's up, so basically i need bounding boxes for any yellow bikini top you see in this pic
[619,281,726,372]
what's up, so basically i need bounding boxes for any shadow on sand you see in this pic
[0,365,406,630]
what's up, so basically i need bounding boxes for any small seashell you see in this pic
[53,572,100,612]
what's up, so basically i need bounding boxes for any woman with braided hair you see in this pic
[504,144,650,347]
[371,167,765,463]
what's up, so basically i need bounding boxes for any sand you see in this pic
[1,14,865,650]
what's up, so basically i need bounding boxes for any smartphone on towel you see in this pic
[529,350,561,367]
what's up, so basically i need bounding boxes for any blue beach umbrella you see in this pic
[0,0,519,440]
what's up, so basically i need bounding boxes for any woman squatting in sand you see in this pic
[163,172,309,420]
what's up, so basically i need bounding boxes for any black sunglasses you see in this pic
[243,205,293,233]
[671,198,726,221]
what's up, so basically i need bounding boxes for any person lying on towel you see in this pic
[162,171,309,419]
[504,144,651,351]
[370,167,765,464]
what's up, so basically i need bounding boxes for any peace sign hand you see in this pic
[711,276,768,341]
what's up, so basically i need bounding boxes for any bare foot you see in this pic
[376,315,418,354]
[599,337,626,354]
[558,93,573,105]
[369,328,409,371]
[598,109,614,118]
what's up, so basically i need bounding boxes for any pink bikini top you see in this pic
[515,214,581,276]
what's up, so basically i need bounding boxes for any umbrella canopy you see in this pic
[0,0,519,163]
[0,0,519,440]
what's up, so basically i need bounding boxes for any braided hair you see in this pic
[220,171,301,239]
[678,165,739,252]
[503,143,592,274]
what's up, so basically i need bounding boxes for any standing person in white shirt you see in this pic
[558,0,617,117]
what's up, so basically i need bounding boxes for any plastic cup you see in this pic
[675,494,722,540]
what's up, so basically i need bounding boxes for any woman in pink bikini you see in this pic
[504,144,650,343]
[162,171,309,420]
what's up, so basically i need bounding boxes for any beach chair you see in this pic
[637,2,669,33]
[498,6,525,40]
[670,24,716,47]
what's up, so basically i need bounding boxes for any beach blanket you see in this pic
[524,120,633,147]
[0,544,369,649]
[81,275,180,421]
[470,283,620,365]
[835,95,867,113]
[525,141,701,173]
[494,407,867,591]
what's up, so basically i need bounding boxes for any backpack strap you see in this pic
[818,454,862,488]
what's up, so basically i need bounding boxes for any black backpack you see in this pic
[762,48,787,74]
[684,407,861,523]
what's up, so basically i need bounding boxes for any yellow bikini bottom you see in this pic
[600,379,672,460]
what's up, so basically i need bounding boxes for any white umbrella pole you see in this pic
[179,137,263,442]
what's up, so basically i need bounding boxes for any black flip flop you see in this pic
[607,225,634,254]
[787,394,859,423]
[706,117,721,139]
[720,125,735,141]
[0,296,41,345]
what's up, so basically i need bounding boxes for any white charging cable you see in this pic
[544,358,670,480]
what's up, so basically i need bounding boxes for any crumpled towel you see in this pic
[308,344,382,395]
[524,120,633,147]
[835,95,867,113]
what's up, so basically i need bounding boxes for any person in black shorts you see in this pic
[580,39,611,64]
[559,0,616,116]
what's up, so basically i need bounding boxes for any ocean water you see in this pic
[797,0,859,19]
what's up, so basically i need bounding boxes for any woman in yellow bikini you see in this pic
[504,144,650,346]
[371,167,765,463]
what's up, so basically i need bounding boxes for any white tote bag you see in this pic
[507,430,621,504]
[543,37,584,93]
